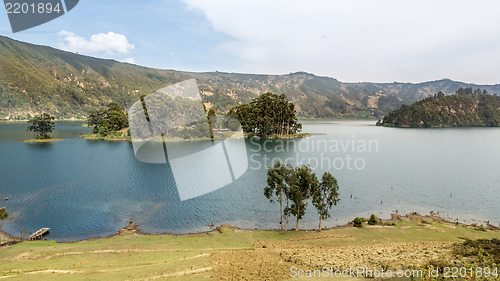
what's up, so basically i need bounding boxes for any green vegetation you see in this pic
[312,172,340,231]
[378,88,500,127]
[26,113,55,139]
[288,164,316,231]
[0,208,7,219]
[264,161,292,231]
[368,214,378,225]
[86,102,128,135]
[228,92,302,138]
[264,160,340,231]
[83,102,130,140]
[353,217,363,227]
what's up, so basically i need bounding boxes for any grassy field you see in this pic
[0,219,498,280]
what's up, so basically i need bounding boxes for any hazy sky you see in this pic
[1,0,500,84]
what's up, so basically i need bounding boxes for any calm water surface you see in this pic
[0,120,499,241]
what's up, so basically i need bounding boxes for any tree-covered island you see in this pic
[24,113,62,142]
[228,92,308,138]
[82,102,130,141]
[378,88,500,128]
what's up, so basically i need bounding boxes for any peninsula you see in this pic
[378,88,500,128]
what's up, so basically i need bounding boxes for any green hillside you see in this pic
[2,35,500,120]
[378,89,500,127]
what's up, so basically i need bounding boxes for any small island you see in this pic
[24,113,62,142]
[81,102,131,141]
[378,87,500,128]
[228,92,309,138]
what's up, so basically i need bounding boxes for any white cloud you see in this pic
[123,57,136,64]
[57,31,135,55]
[182,0,500,83]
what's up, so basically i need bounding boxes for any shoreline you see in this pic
[23,138,63,143]
[1,211,498,245]
[104,211,500,241]
[0,119,85,123]
[2,117,377,122]
[80,132,312,142]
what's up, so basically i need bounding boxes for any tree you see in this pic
[312,172,340,231]
[107,110,127,131]
[264,160,294,231]
[87,109,108,133]
[206,107,216,140]
[27,113,55,139]
[87,102,128,134]
[108,102,124,113]
[207,108,216,119]
[288,164,318,231]
[228,92,302,138]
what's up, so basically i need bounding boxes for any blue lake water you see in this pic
[0,120,499,241]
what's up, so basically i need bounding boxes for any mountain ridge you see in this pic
[1,35,500,120]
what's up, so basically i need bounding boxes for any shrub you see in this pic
[98,126,111,136]
[368,214,378,225]
[353,217,363,227]
[0,208,8,219]
[475,226,487,232]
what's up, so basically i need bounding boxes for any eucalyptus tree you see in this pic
[312,172,340,231]
[288,164,318,231]
[264,160,294,231]
[228,92,301,137]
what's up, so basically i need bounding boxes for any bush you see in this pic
[475,226,487,232]
[420,219,431,225]
[0,208,8,219]
[353,217,363,227]
[98,126,111,136]
[368,214,378,225]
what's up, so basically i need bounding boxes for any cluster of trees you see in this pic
[26,113,55,139]
[264,161,340,231]
[227,92,302,138]
[87,102,129,136]
[378,88,500,128]
[456,87,488,96]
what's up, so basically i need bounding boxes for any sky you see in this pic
[1,0,500,84]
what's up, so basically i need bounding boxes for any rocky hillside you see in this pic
[2,35,500,120]
[378,91,500,127]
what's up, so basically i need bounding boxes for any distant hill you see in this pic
[378,90,500,127]
[2,35,500,120]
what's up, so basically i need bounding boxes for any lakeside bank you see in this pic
[79,131,311,142]
[0,212,498,280]
[1,211,498,244]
